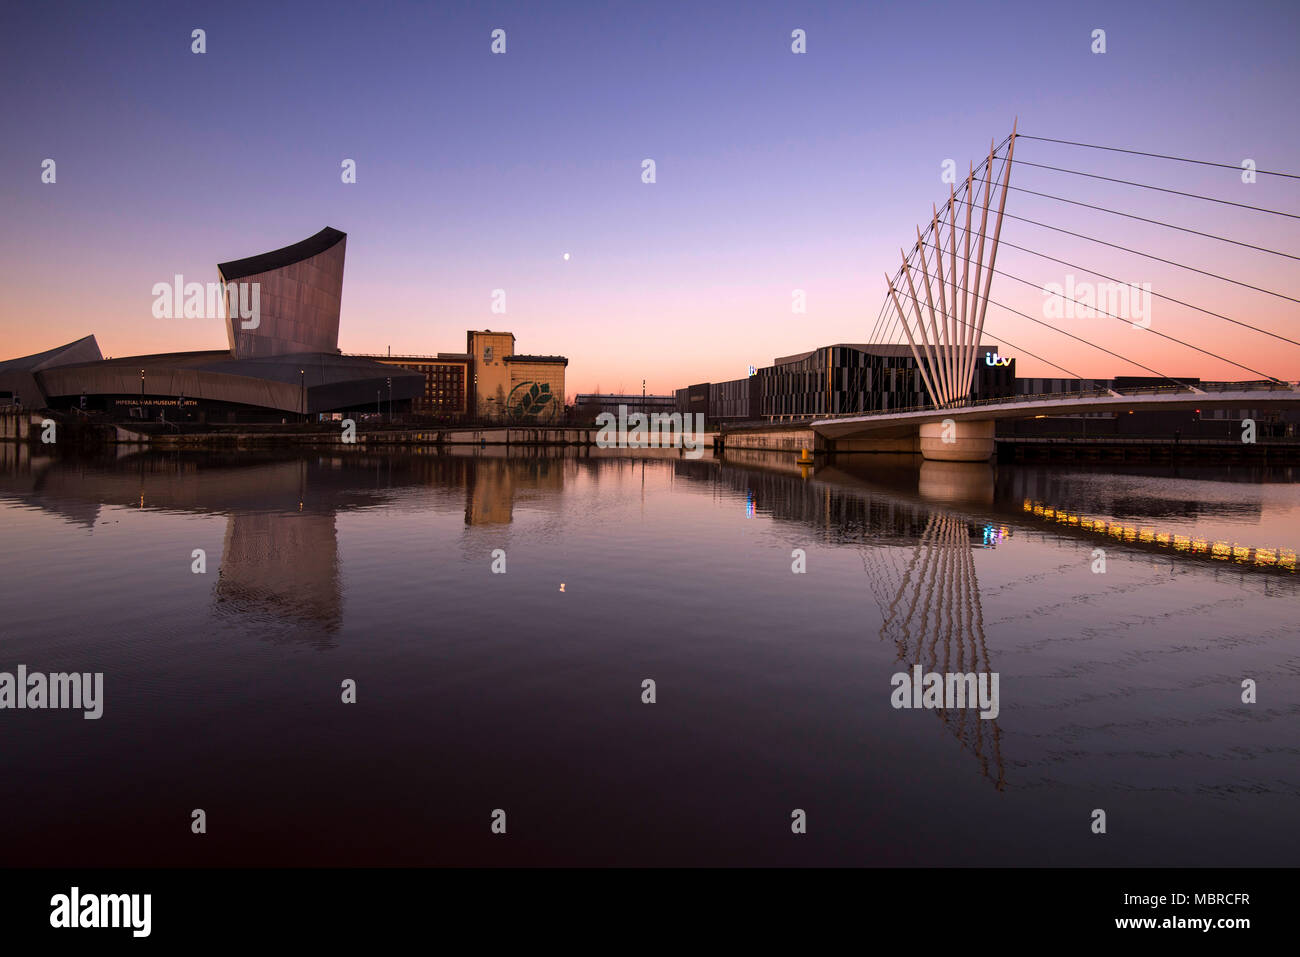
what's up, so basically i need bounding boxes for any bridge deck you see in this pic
[811,389,1300,439]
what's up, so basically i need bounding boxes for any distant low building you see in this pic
[574,393,677,418]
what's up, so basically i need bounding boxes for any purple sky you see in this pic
[3,0,1298,393]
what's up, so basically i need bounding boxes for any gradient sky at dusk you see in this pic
[3,0,1298,393]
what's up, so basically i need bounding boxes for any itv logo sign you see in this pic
[984,351,1012,367]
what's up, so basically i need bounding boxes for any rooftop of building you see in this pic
[45,349,423,387]
[575,393,675,401]
[505,354,568,364]
[0,334,102,373]
[217,227,347,282]
[773,343,1006,365]
[352,352,473,362]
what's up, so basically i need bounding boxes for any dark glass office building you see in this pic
[677,342,1016,424]
[760,344,1015,417]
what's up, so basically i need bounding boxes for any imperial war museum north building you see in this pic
[0,227,425,423]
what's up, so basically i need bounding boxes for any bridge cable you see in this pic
[946,196,1300,305]
[910,253,1205,388]
[1007,159,1300,221]
[894,247,1160,385]
[879,134,1298,351]
[953,259,1288,383]
[1016,135,1300,181]
[907,192,1167,386]
[972,261,1284,384]
[971,178,1300,263]
[938,226,1300,350]
[922,231,1288,382]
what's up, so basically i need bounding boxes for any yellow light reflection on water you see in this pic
[1020,500,1295,573]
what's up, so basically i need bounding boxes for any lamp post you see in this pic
[140,369,145,417]
[387,376,392,423]
[300,369,305,423]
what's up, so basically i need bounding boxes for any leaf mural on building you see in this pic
[506,381,557,421]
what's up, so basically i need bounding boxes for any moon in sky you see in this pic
[563,252,570,261]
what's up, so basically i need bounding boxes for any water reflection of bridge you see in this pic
[681,449,1299,789]
[863,511,1006,789]
[676,453,1010,786]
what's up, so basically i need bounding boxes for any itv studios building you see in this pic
[676,343,1017,425]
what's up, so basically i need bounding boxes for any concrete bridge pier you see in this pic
[919,419,995,462]
[917,460,995,503]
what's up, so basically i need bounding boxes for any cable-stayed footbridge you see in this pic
[799,122,1300,460]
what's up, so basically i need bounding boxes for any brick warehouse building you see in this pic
[360,352,472,416]
[358,330,568,423]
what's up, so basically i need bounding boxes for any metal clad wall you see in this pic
[222,237,346,359]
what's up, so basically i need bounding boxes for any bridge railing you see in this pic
[1197,380,1297,393]
[813,387,1116,420]
[1111,384,1188,396]
[757,380,1296,425]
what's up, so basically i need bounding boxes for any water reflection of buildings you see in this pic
[463,456,566,525]
[999,465,1274,521]
[0,449,594,645]
[0,455,355,645]
[214,511,343,643]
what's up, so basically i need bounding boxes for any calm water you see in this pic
[0,445,1296,866]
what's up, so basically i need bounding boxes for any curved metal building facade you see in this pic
[218,226,347,359]
[0,228,424,419]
